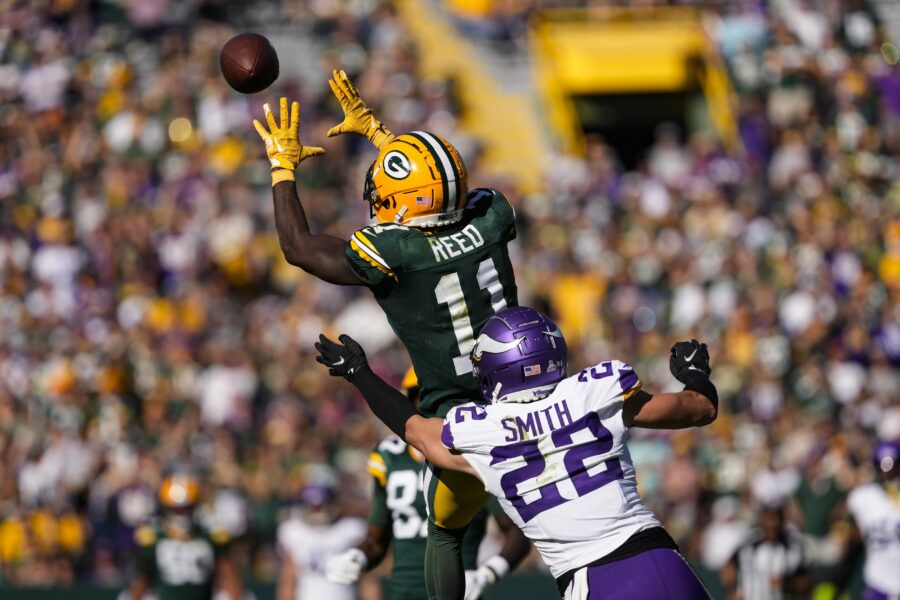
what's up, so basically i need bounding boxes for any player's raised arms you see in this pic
[317,308,716,599]
[253,97,362,285]
[313,332,719,475]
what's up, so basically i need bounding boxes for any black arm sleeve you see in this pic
[352,366,417,440]
[681,372,718,410]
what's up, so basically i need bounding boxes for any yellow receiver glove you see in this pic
[253,97,325,185]
[326,69,395,149]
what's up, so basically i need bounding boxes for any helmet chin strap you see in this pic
[490,382,502,404]
[394,205,408,222]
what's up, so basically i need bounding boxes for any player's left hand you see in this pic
[253,97,325,177]
[669,339,711,382]
[315,334,369,381]
[464,564,498,600]
[326,69,395,149]
[325,548,367,584]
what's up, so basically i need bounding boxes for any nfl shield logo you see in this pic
[523,364,542,377]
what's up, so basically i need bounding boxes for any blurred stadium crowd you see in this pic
[0,0,898,596]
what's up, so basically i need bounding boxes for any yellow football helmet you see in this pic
[159,473,200,509]
[364,131,468,228]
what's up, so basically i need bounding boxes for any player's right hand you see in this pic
[669,339,711,383]
[325,548,367,584]
[253,97,325,181]
[464,566,497,600]
[315,334,369,381]
[326,69,395,149]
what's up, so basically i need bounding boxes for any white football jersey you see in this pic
[443,359,661,578]
[847,483,900,594]
[278,516,367,600]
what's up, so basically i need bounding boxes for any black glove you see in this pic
[670,339,717,408]
[669,339,711,382]
[315,334,369,381]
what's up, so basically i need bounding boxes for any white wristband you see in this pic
[483,555,510,579]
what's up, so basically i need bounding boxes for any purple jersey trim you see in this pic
[618,368,639,394]
[441,421,456,449]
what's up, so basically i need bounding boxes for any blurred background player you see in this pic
[720,503,810,600]
[254,71,519,599]
[314,306,718,599]
[832,440,900,600]
[276,468,366,600]
[325,368,531,600]
[128,470,242,600]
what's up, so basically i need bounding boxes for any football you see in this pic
[219,33,279,94]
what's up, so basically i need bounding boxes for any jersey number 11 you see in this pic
[435,257,507,376]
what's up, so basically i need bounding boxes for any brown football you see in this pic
[220,33,279,94]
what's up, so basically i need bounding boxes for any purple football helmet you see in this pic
[873,440,900,476]
[471,306,567,404]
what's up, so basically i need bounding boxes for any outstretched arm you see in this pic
[314,334,477,476]
[272,181,361,284]
[623,389,716,428]
[254,97,362,285]
[404,415,475,475]
[625,339,718,429]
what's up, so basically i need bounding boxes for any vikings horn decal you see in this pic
[472,333,523,361]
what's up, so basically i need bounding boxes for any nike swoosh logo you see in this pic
[333,357,345,366]
[684,349,697,362]
[543,327,563,338]
[274,137,285,153]
[472,334,523,359]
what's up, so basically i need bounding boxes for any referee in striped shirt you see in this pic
[721,504,811,600]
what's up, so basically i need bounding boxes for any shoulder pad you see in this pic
[575,360,642,399]
[134,524,157,547]
[367,450,388,486]
[348,224,414,281]
[442,404,493,452]
[466,188,495,209]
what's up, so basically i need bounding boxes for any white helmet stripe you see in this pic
[472,333,522,359]
[412,130,459,212]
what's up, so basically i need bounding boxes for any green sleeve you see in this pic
[491,190,517,242]
[368,476,390,528]
[345,227,405,296]
[466,188,516,243]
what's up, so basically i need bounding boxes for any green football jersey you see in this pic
[368,436,488,600]
[134,520,229,600]
[346,188,518,418]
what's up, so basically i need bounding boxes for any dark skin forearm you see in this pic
[494,511,531,570]
[358,524,391,569]
[272,180,362,285]
[215,557,242,600]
